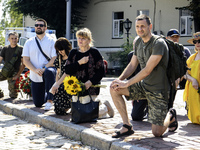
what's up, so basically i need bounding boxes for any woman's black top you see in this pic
[65,47,105,96]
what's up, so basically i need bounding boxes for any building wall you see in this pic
[82,0,193,47]
[24,16,35,27]
[80,0,194,69]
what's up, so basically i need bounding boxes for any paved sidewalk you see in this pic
[0,110,97,149]
[0,77,200,150]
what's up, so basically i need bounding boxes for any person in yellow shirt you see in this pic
[183,32,200,125]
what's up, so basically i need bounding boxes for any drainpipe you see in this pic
[66,0,71,40]
[153,0,156,32]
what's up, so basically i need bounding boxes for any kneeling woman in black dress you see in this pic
[53,37,72,115]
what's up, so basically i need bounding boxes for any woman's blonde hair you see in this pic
[76,28,94,47]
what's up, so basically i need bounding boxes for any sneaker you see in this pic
[104,100,114,117]
[44,102,52,111]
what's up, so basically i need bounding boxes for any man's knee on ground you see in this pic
[34,101,44,107]
[152,125,165,137]
[152,130,163,137]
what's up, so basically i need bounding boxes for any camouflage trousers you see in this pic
[0,72,18,98]
[125,82,169,126]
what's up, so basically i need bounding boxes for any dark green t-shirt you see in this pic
[135,35,169,92]
[0,45,23,72]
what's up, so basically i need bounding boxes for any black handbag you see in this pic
[71,94,99,124]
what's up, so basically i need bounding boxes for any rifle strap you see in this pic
[9,45,20,65]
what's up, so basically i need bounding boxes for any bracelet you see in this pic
[43,66,47,69]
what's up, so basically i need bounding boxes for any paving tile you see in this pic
[1,77,200,150]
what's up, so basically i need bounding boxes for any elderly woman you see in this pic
[183,32,200,124]
[51,28,114,118]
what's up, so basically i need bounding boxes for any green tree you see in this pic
[176,0,200,32]
[2,0,23,27]
[109,40,133,73]
[0,0,23,46]
[0,27,5,46]
[8,0,90,37]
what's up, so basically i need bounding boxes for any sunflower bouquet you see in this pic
[63,76,106,96]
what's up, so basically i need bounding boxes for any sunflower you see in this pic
[64,76,79,86]
[63,76,83,95]
[63,76,107,96]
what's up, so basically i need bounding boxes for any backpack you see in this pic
[153,35,188,108]
[156,35,188,108]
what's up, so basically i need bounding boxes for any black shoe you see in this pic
[112,124,134,138]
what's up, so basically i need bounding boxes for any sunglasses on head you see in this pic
[193,39,200,44]
[35,24,45,27]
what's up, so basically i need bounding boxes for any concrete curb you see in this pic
[0,100,148,150]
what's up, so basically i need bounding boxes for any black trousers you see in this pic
[131,100,148,121]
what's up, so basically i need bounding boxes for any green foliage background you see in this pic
[109,40,133,72]
[11,0,90,37]
[0,0,90,47]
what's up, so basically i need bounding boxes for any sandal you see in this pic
[168,108,178,132]
[112,124,134,138]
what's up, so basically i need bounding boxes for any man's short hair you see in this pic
[35,18,47,27]
[8,32,18,38]
[136,14,151,26]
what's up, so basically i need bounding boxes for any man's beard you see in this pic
[36,29,45,35]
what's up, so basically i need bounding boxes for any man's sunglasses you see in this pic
[193,39,200,44]
[35,24,45,27]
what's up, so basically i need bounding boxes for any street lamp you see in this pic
[123,18,132,45]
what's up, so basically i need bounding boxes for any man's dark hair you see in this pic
[8,32,18,38]
[35,18,47,27]
[136,14,151,26]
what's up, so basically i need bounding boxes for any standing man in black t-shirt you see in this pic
[0,32,25,98]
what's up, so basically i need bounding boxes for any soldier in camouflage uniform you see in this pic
[0,32,25,98]
[110,14,178,138]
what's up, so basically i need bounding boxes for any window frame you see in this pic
[112,11,124,39]
[179,10,193,36]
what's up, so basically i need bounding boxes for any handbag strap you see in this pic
[77,93,95,108]
[35,37,51,61]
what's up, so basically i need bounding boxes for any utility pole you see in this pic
[66,0,71,40]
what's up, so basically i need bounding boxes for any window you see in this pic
[113,12,124,38]
[180,10,192,36]
[137,10,149,16]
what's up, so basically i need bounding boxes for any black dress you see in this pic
[53,57,72,115]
